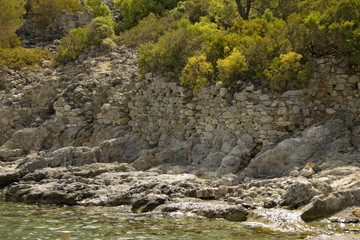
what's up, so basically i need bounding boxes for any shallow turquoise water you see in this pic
[0,200,358,240]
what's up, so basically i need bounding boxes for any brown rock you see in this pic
[352,208,360,218]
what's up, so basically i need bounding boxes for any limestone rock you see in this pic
[241,119,349,178]
[131,194,168,212]
[131,148,170,171]
[281,179,319,209]
[301,189,360,221]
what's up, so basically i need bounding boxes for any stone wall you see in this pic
[127,56,360,150]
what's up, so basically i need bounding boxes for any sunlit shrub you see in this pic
[263,52,312,92]
[54,27,88,64]
[180,55,214,93]
[0,0,25,41]
[217,48,248,88]
[86,16,115,46]
[85,0,111,18]
[0,47,51,70]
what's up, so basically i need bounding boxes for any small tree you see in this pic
[0,0,25,41]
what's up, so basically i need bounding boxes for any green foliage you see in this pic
[114,0,180,30]
[264,52,311,92]
[86,16,115,46]
[29,0,84,27]
[125,0,358,93]
[217,48,248,88]
[180,55,214,93]
[54,16,116,64]
[0,35,22,49]
[54,27,88,64]
[0,0,26,41]
[173,0,210,23]
[0,47,51,70]
[296,0,360,65]
[208,0,238,28]
[138,21,202,76]
[101,37,115,51]
[121,13,176,48]
[85,0,111,18]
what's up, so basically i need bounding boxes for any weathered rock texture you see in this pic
[0,44,359,227]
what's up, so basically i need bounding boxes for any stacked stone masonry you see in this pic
[128,57,359,149]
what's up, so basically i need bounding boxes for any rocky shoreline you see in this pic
[1,43,360,238]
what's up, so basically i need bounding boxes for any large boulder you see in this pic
[240,119,349,178]
[280,179,319,209]
[301,189,360,221]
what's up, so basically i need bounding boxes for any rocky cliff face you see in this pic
[1,44,360,225]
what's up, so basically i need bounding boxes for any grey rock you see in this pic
[281,179,319,209]
[242,119,349,178]
[301,189,360,221]
[131,194,168,212]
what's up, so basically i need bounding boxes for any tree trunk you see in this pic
[234,0,252,20]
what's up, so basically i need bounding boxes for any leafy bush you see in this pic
[29,0,84,27]
[0,47,51,70]
[180,55,214,93]
[138,22,202,77]
[263,52,311,92]
[54,27,88,64]
[217,48,248,88]
[86,16,115,46]
[208,0,238,28]
[174,0,210,23]
[114,0,180,30]
[0,35,22,49]
[54,16,115,64]
[85,0,111,18]
[101,37,115,51]
[0,0,25,40]
[121,13,176,48]
[297,0,360,65]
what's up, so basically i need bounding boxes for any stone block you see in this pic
[348,75,359,84]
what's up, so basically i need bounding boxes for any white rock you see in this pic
[326,108,336,114]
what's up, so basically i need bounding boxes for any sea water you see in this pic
[0,201,357,240]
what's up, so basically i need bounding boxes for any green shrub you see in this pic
[54,16,116,64]
[85,0,111,18]
[29,0,84,27]
[208,0,238,28]
[174,0,210,23]
[180,55,214,93]
[0,35,22,49]
[101,37,115,51]
[114,0,180,30]
[138,22,202,77]
[121,13,176,48]
[0,47,51,70]
[263,52,312,92]
[86,16,115,46]
[54,27,88,64]
[0,0,26,41]
[297,0,360,65]
[217,48,248,88]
